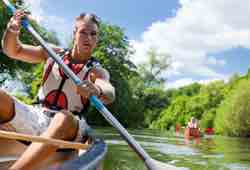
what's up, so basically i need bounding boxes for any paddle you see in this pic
[0,130,89,150]
[1,1,182,169]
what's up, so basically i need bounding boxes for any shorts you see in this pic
[7,96,89,142]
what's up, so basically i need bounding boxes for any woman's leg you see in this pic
[10,110,78,170]
[0,89,15,123]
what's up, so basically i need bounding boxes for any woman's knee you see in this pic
[0,89,15,123]
[47,111,78,140]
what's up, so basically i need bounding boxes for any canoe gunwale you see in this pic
[56,137,107,170]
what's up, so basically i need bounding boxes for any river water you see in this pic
[95,128,250,170]
[0,128,249,170]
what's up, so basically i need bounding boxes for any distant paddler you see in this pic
[184,117,201,144]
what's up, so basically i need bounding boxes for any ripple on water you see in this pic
[106,139,200,156]
[225,163,250,170]
[202,154,224,159]
[146,142,200,156]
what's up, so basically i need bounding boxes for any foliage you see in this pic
[142,87,170,127]
[200,108,216,129]
[0,1,34,77]
[152,95,189,130]
[20,63,44,99]
[152,81,226,130]
[174,83,202,97]
[215,79,250,137]
[0,0,60,87]
[138,47,171,87]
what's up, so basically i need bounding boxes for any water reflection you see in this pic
[95,128,250,170]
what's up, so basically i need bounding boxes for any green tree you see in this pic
[215,79,250,137]
[152,81,226,130]
[152,95,189,130]
[138,47,171,87]
[177,83,201,97]
[142,87,170,127]
[200,108,216,129]
[0,0,60,88]
[0,1,34,78]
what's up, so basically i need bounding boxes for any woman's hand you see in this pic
[7,10,27,33]
[76,75,101,99]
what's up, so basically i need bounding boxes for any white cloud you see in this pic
[179,0,193,5]
[166,76,229,89]
[24,0,71,46]
[166,78,195,89]
[130,0,250,86]
[23,0,44,22]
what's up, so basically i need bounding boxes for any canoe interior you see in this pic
[0,138,83,170]
[0,136,107,170]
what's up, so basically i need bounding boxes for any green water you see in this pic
[95,128,250,170]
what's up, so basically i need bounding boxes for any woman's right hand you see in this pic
[7,10,27,33]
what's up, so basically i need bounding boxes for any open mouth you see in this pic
[83,42,90,48]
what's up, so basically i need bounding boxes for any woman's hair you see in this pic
[75,13,100,28]
[72,13,100,43]
[191,117,196,123]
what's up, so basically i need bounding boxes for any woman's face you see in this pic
[74,19,98,56]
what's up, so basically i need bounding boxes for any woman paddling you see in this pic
[0,10,115,170]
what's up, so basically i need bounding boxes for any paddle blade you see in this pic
[146,159,188,170]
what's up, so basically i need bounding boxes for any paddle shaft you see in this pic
[0,130,88,150]
[1,1,154,169]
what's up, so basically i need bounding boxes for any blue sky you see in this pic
[23,0,250,89]
[26,0,179,40]
[46,0,177,39]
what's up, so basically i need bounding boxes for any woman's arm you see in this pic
[1,10,47,63]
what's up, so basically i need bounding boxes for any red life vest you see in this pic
[37,50,101,113]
